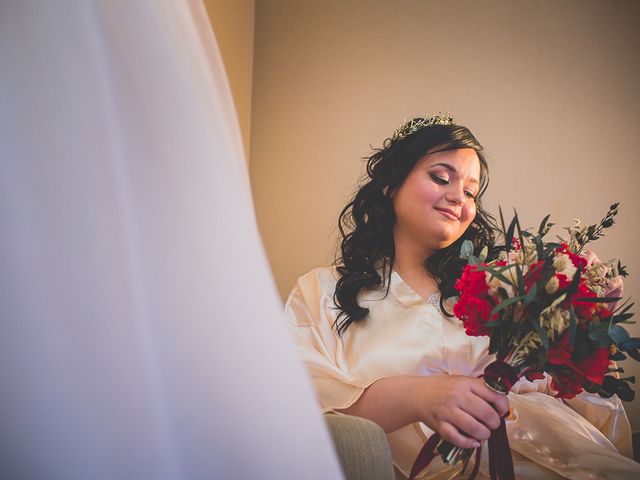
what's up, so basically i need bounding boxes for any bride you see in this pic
[285,113,639,478]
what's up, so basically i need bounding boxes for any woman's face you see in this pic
[391,147,481,257]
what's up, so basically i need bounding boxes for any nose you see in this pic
[445,185,465,205]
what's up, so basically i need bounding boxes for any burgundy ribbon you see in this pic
[488,416,514,480]
[408,432,441,480]
[408,361,517,480]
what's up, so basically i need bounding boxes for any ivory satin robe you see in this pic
[285,267,640,479]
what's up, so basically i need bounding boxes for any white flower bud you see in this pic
[545,276,559,294]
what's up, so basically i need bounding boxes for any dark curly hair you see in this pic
[333,120,499,335]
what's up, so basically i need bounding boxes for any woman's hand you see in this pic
[411,375,510,449]
[336,374,509,447]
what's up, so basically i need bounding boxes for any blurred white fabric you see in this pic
[0,1,343,479]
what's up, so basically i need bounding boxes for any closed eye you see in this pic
[430,174,449,185]
[430,174,477,199]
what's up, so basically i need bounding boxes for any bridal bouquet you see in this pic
[410,204,637,478]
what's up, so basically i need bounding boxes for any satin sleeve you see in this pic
[511,374,634,458]
[284,278,380,413]
[509,370,633,457]
[563,391,634,458]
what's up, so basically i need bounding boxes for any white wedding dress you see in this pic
[0,1,342,479]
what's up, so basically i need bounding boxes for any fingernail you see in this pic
[472,441,481,448]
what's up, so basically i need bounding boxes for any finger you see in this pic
[470,381,510,417]
[449,409,492,442]
[459,395,501,430]
[438,422,481,450]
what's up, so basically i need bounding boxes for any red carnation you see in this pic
[455,264,490,296]
[454,265,497,337]
[554,273,598,321]
[571,280,598,320]
[556,243,588,270]
[524,260,545,292]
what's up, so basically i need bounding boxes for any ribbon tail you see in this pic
[467,445,482,480]
[409,432,441,480]
[488,417,515,480]
[489,432,497,480]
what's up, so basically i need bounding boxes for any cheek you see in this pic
[463,204,478,226]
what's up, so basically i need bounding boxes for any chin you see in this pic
[431,230,462,247]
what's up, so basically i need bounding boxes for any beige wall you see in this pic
[251,0,640,427]
[203,0,255,159]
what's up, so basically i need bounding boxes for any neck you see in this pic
[392,231,439,298]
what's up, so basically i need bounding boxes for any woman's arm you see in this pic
[337,375,509,449]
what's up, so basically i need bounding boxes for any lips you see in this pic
[436,208,460,221]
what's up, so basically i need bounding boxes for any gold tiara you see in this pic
[391,112,455,140]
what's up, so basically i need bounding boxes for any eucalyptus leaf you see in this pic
[460,239,474,260]
[609,325,630,343]
[619,338,640,349]
[628,349,640,362]
[596,332,612,348]
[589,321,608,340]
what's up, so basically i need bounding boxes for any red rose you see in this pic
[550,371,583,399]
[547,333,573,366]
[547,332,610,397]
[575,347,610,384]
[524,370,545,381]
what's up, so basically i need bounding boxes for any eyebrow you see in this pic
[429,162,480,185]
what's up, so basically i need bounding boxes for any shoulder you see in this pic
[284,267,339,324]
[288,266,338,299]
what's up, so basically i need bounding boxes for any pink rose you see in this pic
[581,249,624,311]
[581,249,600,268]
[605,275,624,312]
